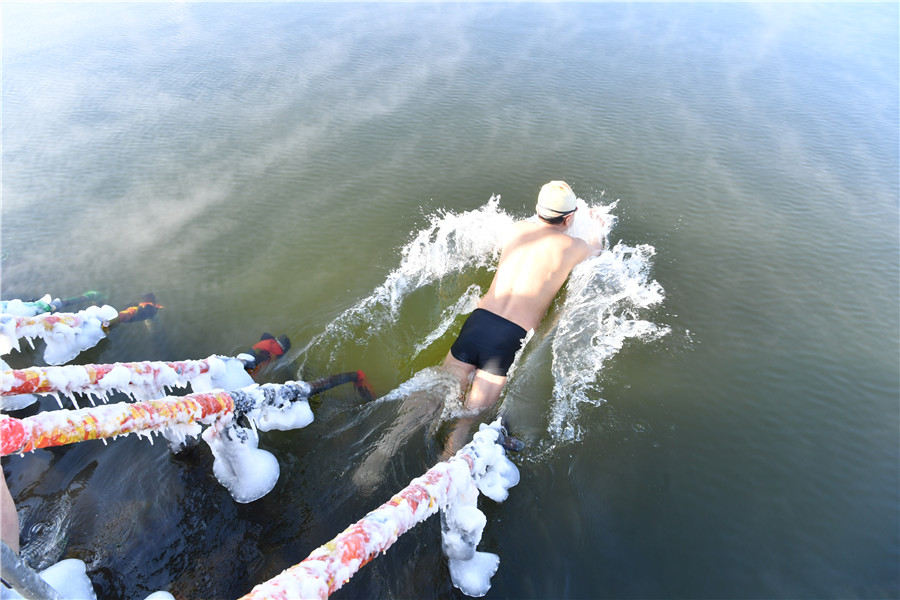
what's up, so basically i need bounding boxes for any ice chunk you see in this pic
[0,393,37,411]
[447,551,499,598]
[0,558,97,600]
[256,399,314,432]
[468,422,520,502]
[441,505,486,561]
[161,422,203,453]
[191,356,253,392]
[39,305,118,365]
[0,298,49,317]
[0,317,17,355]
[202,421,279,503]
[437,419,520,595]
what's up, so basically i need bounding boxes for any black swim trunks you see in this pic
[449,308,528,376]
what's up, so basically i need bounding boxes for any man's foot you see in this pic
[500,435,525,452]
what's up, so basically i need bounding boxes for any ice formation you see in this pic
[0,556,175,600]
[242,419,519,599]
[466,421,521,502]
[0,360,37,411]
[442,421,521,596]
[1,377,316,503]
[0,558,96,600]
[189,356,254,393]
[202,420,280,504]
[0,356,252,411]
[253,398,314,432]
[0,392,37,411]
[0,295,54,317]
[0,305,119,365]
[198,380,314,501]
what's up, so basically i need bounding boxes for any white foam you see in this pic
[375,366,461,405]
[412,284,483,359]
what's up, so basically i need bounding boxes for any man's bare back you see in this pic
[478,220,594,331]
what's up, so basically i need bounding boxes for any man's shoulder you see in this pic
[559,235,595,266]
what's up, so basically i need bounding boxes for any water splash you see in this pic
[297,197,514,367]
[412,284,483,360]
[548,241,669,443]
[297,195,667,451]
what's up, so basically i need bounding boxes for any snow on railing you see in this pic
[0,295,163,366]
[241,420,520,599]
[0,356,254,411]
[1,357,374,412]
[0,381,315,503]
[0,306,120,365]
[1,292,104,318]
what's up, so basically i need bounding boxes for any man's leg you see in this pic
[441,369,508,459]
[442,351,476,396]
[465,369,507,412]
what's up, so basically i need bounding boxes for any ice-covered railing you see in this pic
[0,356,250,410]
[1,292,105,317]
[1,357,374,410]
[0,306,120,365]
[0,294,163,366]
[0,380,316,503]
[241,420,519,599]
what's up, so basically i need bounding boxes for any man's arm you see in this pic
[569,233,603,266]
[582,207,608,254]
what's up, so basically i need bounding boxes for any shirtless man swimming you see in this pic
[442,180,606,416]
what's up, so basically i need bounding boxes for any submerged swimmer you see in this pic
[442,181,606,448]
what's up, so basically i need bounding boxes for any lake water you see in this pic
[2,3,898,599]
